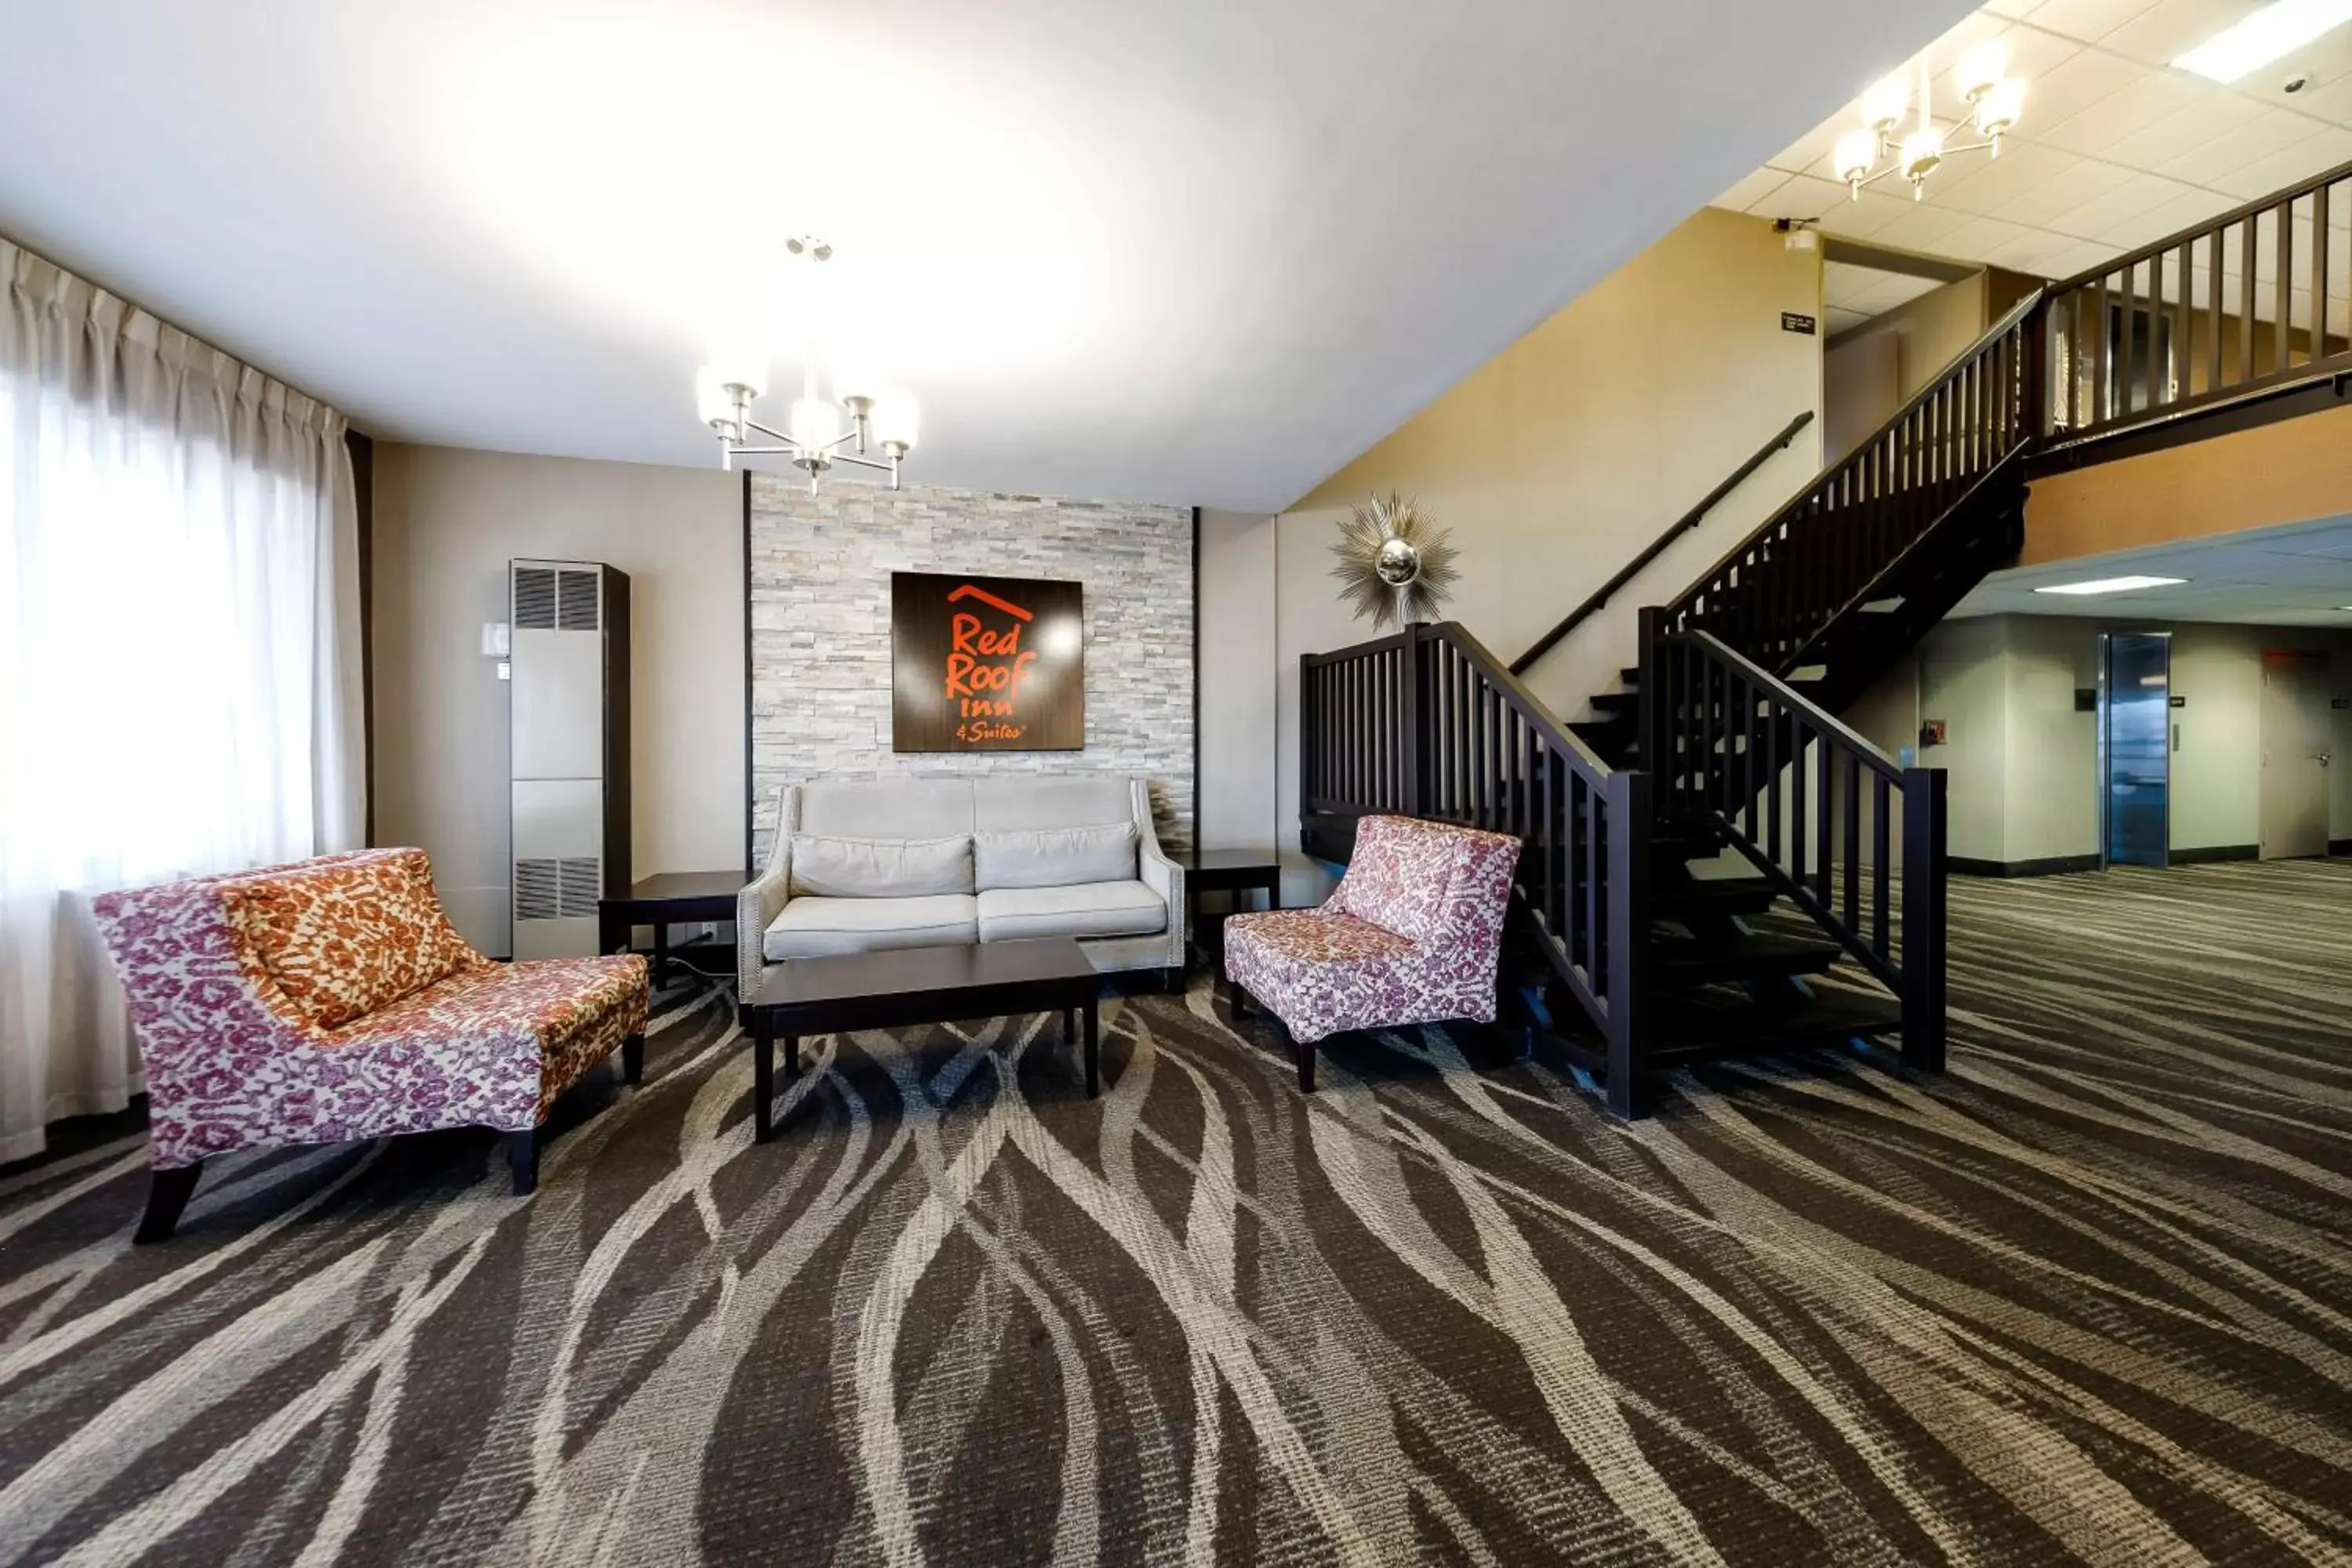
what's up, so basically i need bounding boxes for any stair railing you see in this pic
[1661,288,2045,670]
[1301,620,1652,1110]
[1508,410,1815,676]
[1641,615,1946,1072]
[2042,154,2352,450]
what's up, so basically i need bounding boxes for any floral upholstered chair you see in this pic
[92,847,649,1241]
[1222,814,1520,1091]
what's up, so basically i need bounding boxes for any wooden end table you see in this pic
[746,938,1102,1141]
[1178,848,1282,967]
[597,870,742,986]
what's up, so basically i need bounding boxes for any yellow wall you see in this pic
[2025,401,2352,566]
[1247,206,1824,890]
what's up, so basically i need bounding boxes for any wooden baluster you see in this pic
[2315,180,2332,361]
[1842,753,1860,935]
[2092,274,2111,425]
[1791,720,1809,886]
[2278,198,2296,375]
[2241,220,2257,387]
[1815,735,1833,908]
[1873,771,1891,964]
[2174,240,2192,403]
[2207,227,2224,396]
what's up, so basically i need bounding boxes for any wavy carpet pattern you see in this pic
[2,859,2350,1566]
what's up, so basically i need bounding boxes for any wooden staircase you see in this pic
[1298,154,2352,1115]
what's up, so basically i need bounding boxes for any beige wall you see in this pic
[2025,402,2352,566]
[371,445,743,954]
[1197,510,1279,851]
[1257,207,1823,895]
[1892,612,2352,868]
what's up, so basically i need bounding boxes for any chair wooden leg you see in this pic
[134,1162,203,1244]
[621,1032,644,1084]
[507,1128,539,1196]
[1229,982,1250,1018]
[1296,1037,1316,1094]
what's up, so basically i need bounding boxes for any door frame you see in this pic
[2097,630,2172,869]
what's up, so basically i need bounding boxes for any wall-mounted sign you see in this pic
[890,572,1083,751]
[1780,311,1818,336]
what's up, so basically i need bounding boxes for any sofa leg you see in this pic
[134,1162,203,1244]
[507,1128,539,1196]
[1161,966,1181,993]
[622,1032,644,1085]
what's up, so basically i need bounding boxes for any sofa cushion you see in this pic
[218,848,481,1029]
[789,834,973,898]
[974,823,1136,891]
[975,880,1167,943]
[764,895,978,960]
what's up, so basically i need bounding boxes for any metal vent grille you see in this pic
[557,570,600,630]
[514,568,557,630]
[514,857,561,921]
[517,856,602,922]
[558,857,602,918]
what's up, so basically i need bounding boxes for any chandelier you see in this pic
[694,237,919,492]
[1834,42,2025,201]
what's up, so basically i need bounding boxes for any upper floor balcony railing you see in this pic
[2044,154,2352,448]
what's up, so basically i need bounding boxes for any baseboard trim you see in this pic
[2169,843,2259,866]
[2331,838,2352,857]
[1951,854,2102,878]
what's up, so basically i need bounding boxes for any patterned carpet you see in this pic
[3,860,2350,1566]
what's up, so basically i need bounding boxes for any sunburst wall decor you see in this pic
[1329,492,1459,630]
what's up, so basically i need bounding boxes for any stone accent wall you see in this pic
[748,474,1194,865]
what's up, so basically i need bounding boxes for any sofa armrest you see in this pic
[737,864,789,1002]
[1131,782,1186,965]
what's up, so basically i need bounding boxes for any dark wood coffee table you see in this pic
[746,938,1102,1140]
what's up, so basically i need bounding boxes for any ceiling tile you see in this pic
[1984,0,2045,17]
[2042,236,2125,275]
[1810,187,1925,240]
[1988,154,2140,224]
[1924,140,2075,213]
[2096,0,2260,67]
[2101,90,2267,166]
[2013,46,2157,126]
[2155,106,2329,185]
[1715,168,1793,209]
[2210,125,2352,198]
[1869,200,1977,251]
[2049,169,2203,235]
[1939,213,2034,256]
[2093,183,2238,247]
[2017,0,2165,46]
[1984,225,2083,270]
[1745,172,1857,220]
[2036,70,2207,154]
[1825,305,1875,333]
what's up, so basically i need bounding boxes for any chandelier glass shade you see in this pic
[694,237,919,492]
[1835,45,2027,202]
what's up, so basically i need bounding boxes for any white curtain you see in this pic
[0,237,365,1163]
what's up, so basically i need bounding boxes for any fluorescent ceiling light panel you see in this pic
[2032,575,2187,595]
[2174,0,2352,82]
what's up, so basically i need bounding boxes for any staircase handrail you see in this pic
[1662,286,2046,637]
[1508,410,1815,676]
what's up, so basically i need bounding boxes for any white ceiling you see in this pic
[0,0,1976,513]
[1956,512,2352,621]
[1823,259,1947,334]
[1724,0,2352,335]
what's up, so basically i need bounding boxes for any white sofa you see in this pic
[736,776,1186,1002]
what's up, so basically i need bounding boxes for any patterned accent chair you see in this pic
[1222,815,1520,1091]
[91,848,649,1241]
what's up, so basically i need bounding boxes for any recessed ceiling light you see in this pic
[2033,575,2187,596]
[2175,0,2352,83]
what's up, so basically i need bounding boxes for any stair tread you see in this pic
[1653,929,1841,980]
[1653,986,1903,1059]
[1651,875,1779,916]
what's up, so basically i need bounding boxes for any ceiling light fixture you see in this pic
[1837,45,2028,201]
[2032,575,2188,596]
[2175,0,2352,82]
[695,237,919,493]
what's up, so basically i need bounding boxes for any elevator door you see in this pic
[2101,633,2170,868]
[2260,650,2332,860]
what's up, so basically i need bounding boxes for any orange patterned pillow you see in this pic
[222,848,483,1029]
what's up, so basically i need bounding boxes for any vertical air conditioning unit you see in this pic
[509,560,630,959]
